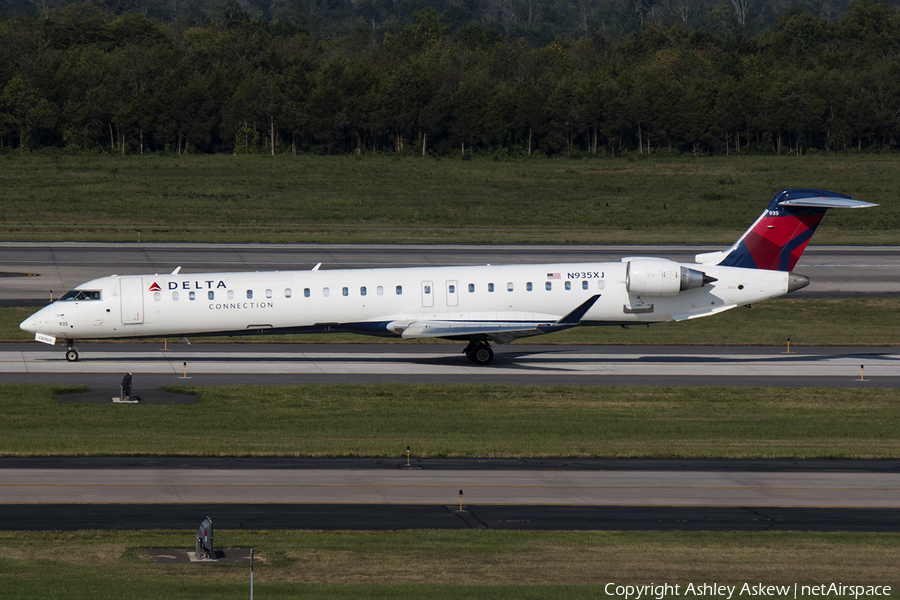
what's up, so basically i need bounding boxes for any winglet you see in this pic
[554,295,600,325]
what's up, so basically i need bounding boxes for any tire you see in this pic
[66,349,79,362]
[471,345,493,366]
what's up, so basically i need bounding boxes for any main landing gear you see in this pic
[65,341,79,362]
[464,341,493,366]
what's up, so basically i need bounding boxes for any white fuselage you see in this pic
[21,260,793,342]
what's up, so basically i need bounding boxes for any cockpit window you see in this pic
[59,290,101,301]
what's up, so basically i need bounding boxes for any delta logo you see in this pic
[148,280,228,291]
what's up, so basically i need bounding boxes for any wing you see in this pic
[390,295,600,344]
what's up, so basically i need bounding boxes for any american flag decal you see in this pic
[547,273,560,279]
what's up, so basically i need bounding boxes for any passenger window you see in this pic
[342,287,349,297]
[323,287,330,297]
[507,282,514,292]
[396,285,402,295]
[247,290,253,299]
[597,280,605,290]
[526,282,533,291]
[227,290,234,300]
[154,292,161,302]
[468,283,474,293]
[361,286,367,296]
[488,283,494,292]
[545,282,552,291]
[266,289,273,298]
[582,281,588,290]
[285,288,292,298]
[189,291,196,301]
[565,281,572,291]
[304,288,310,297]
[377,286,384,295]
[172,291,179,301]
[208,291,214,300]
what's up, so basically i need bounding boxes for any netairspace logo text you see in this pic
[604,582,892,599]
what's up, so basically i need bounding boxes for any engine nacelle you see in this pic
[625,259,713,297]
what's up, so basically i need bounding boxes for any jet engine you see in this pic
[625,259,716,297]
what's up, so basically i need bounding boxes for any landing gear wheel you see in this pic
[65,349,79,362]
[469,344,493,366]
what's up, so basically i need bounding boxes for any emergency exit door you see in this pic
[421,281,434,308]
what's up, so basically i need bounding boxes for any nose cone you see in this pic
[20,305,51,334]
[20,315,38,334]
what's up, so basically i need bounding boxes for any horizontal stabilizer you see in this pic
[777,197,877,209]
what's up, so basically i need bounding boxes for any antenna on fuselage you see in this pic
[171,266,182,275]
[312,263,322,271]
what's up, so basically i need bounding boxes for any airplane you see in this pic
[20,189,875,365]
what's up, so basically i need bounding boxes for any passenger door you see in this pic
[120,277,144,324]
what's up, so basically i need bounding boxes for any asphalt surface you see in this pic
[4,459,900,531]
[4,503,898,531]
[7,468,898,506]
[2,342,899,387]
[1,242,899,301]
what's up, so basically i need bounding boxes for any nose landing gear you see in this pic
[65,342,79,362]
[463,341,494,366]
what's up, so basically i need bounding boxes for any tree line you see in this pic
[5,0,898,44]
[2,0,900,157]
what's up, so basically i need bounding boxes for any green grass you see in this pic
[5,296,900,345]
[0,154,895,243]
[1,530,899,598]
[2,383,899,458]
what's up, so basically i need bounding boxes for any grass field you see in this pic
[4,296,900,345]
[0,154,896,243]
[1,530,898,599]
[2,383,898,458]
[3,153,898,595]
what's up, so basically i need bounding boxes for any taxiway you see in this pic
[3,458,900,531]
[0,342,897,387]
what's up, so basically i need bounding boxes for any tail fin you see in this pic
[695,189,876,271]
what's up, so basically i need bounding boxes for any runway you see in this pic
[0,342,898,387]
[3,459,900,531]
[1,242,898,302]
